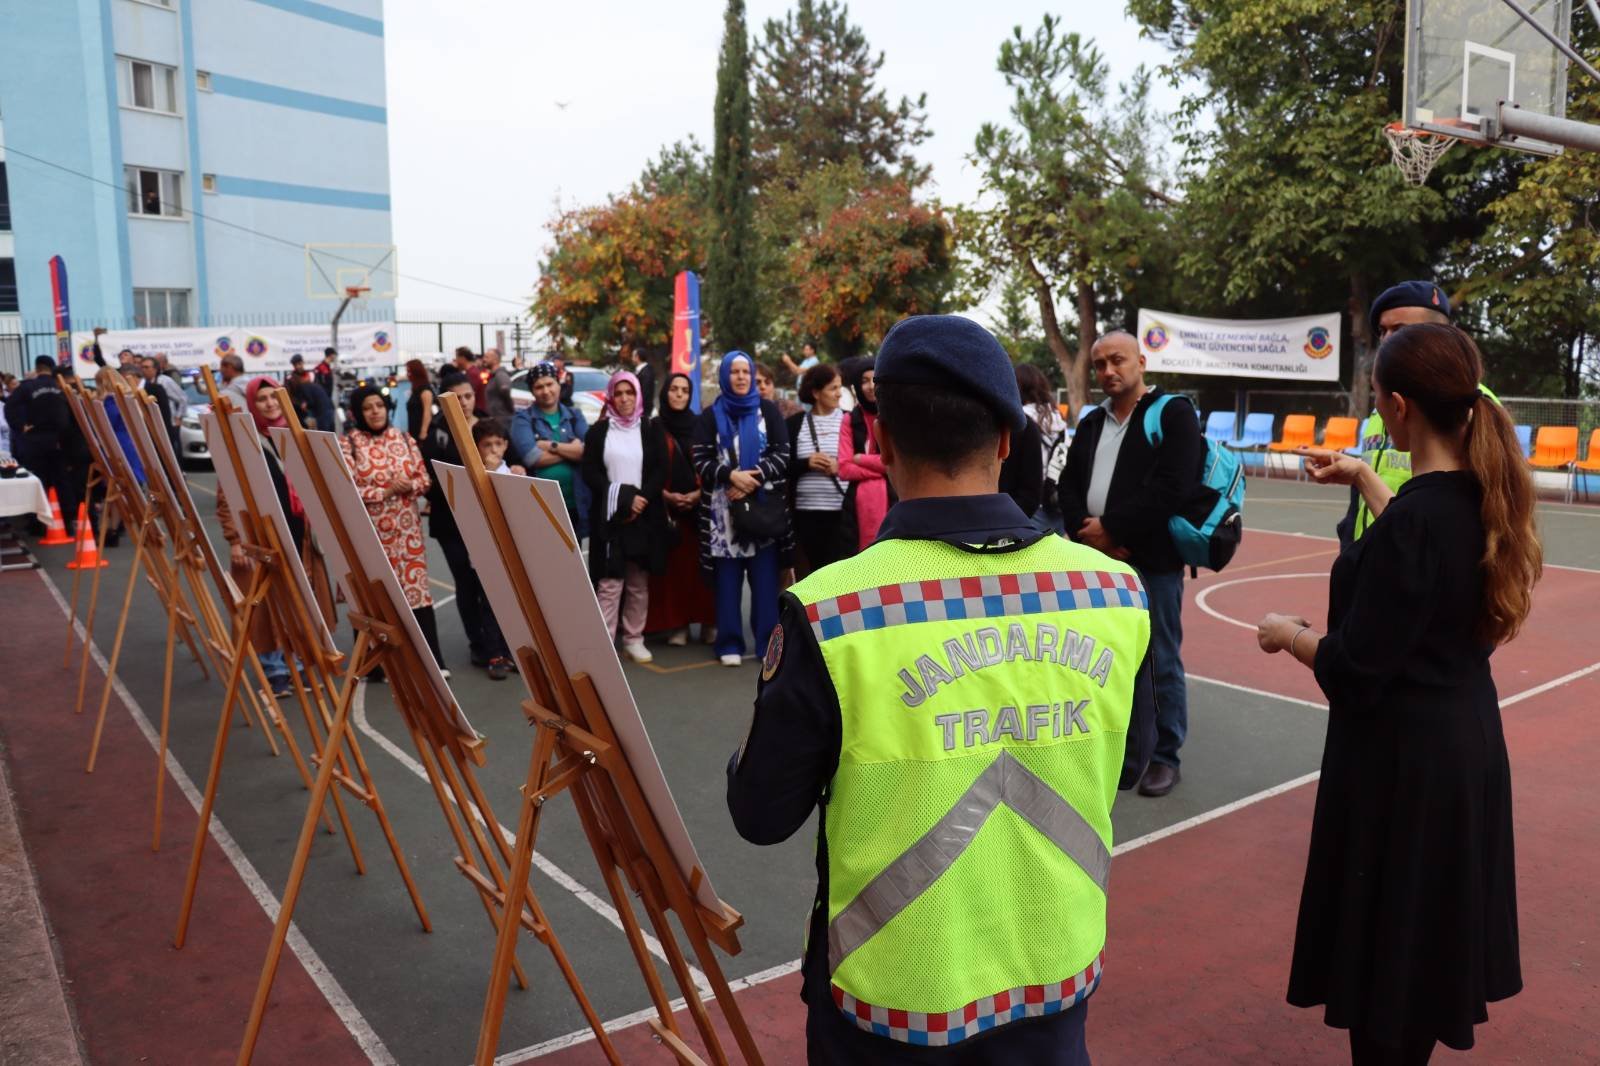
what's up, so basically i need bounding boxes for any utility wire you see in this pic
[0,142,529,308]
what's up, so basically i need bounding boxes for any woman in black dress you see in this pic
[404,359,436,448]
[1256,323,1541,1065]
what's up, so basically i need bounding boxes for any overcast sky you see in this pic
[384,2,1183,319]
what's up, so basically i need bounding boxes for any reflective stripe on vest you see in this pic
[790,534,1150,1044]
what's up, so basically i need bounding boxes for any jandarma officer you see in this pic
[727,315,1157,1064]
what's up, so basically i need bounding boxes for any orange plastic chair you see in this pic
[1576,429,1600,502]
[1322,417,1359,452]
[1529,426,1580,503]
[1529,426,1579,469]
[1266,414,1317,452]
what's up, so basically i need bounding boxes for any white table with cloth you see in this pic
[0,472,53,571]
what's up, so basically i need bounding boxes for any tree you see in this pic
[965,17,1173,414]
[707,0,764,353]
[785,176,955,356]
[751,0,931,187]
[987,269,1064,384]
[531,189,708,361]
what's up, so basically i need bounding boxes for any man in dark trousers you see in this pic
[1057,331,1205,797]
[4,357,80,534]
[729,314,1155,1064]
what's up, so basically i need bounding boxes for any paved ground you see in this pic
[2,473,1597,1064]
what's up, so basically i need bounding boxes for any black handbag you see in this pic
[730,488,787,542]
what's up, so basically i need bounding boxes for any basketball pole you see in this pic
[1495,0,1600,85]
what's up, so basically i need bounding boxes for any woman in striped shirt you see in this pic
[786,363,848,578]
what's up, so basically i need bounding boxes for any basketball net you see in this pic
[1384,122,1455,186]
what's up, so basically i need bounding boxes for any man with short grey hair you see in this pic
[218,353,249,407]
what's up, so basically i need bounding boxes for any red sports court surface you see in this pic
[3,485,1598,1064]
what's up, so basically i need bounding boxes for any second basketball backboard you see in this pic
[1404,0,1572,154]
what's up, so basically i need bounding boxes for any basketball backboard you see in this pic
[1404,0,1572,155]
[305,243,399,301]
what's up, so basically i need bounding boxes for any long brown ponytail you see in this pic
[1374,324,1541,645]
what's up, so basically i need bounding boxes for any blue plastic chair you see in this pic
[1514,424,1533,458]
[1227,412,1276,469]
[1077,404,1099,426]
[1203,411,1235,442]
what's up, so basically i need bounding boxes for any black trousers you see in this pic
[16,440,80,535]
[436,529,509,662]
[792,507,846,579]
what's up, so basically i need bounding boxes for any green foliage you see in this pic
[707,0,764,353]
[751,0,931,187]
[963,16,1173,411]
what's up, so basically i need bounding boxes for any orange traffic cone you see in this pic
[40,489,74,545]
[65,507,108,569]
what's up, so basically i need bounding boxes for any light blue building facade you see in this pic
[0,0,394,347]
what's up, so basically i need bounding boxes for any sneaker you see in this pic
[719,653,742,667]
[267,676,292,699]
[486,657,511,681]
[666,628,689,647]
[440,667,452,680]
[622,640,654,664]
[701,626,718,646]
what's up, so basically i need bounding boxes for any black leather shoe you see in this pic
[1138,763,1180,797]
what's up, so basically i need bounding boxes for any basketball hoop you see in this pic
[1384,122,1456,186]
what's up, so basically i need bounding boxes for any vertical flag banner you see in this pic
[49,256,71,366]
[670,270,703,412]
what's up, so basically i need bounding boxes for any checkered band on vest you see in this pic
[803,571,1147,643]
[831,952,1105,1046]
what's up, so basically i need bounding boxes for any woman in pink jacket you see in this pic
[837,357,890,552]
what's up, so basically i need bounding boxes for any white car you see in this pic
[507,365,610,426]
[177,377,211,466]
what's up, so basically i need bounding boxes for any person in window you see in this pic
[510,361,589,539]
[582,370,668,664]
[645,372,716,647]
[340,384,447,678]
[694,351,790,667]
[836,356,889,553]
[420,372,514,681]
[786,363,848,578]
[1255,324,1536,1065]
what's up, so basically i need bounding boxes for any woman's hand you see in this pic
[808,452,838,474]
[509,464,526,476]
[230,542,248,566]
[729,469,761,495]
[1298,447,1364,486]
[629,495,648,518]
[387,476,414,497]
[1256,613,1312,654]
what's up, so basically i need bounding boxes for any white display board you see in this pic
[272,426,474,738]
[201,409,337,655]
[69,321,401,378]
[1137,308,1341,382]
[432,462,722,913]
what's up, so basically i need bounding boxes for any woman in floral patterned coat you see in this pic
[339,383,448,677]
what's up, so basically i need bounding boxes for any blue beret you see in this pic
[1369,281,1451,337]
[874,315,1025,433]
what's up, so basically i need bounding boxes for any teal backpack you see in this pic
[1143,393,1245,572]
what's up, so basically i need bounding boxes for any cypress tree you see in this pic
[707,0,763,352]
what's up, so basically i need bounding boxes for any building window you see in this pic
[117,57,179,114]
[125,166,184,218]
[133,289,191,329]
[0,161,10,231]
[0,259,17,314]
[196,70,212,92]
[202,173,216,193]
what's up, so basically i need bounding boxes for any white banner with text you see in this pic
[70,322,401,378]
[1136,309,1340,382]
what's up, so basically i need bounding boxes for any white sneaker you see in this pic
[719,653,742,667]
[666,627,689,647]
[622,641,654,664]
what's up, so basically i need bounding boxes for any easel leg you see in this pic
[236,635,370,1066]
[242,646,335,833]
[284,655,366,870]
[73,509,113,714]
[86,531,148,774]
[174,577,265,948]
[152,602,178,851]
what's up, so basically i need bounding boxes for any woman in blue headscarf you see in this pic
[692,351,791,666]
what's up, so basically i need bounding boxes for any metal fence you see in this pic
[0,314,547,379]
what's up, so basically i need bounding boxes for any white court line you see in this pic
[1249,524,1600,575]
[1499,659,1600,706]
[1188,672,1327,712]
[1193,572,1329,632]
[34,570,398,1066]
[349,688,710,994]
[433,594,456,610]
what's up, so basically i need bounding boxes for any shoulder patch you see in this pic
[761,624,785,682]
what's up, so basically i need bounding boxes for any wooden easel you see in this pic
[233,396,617,1065]
[60,379,215,773]
[111,386,325,850]
[435,394,763,1065]
[174,368,429,957]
